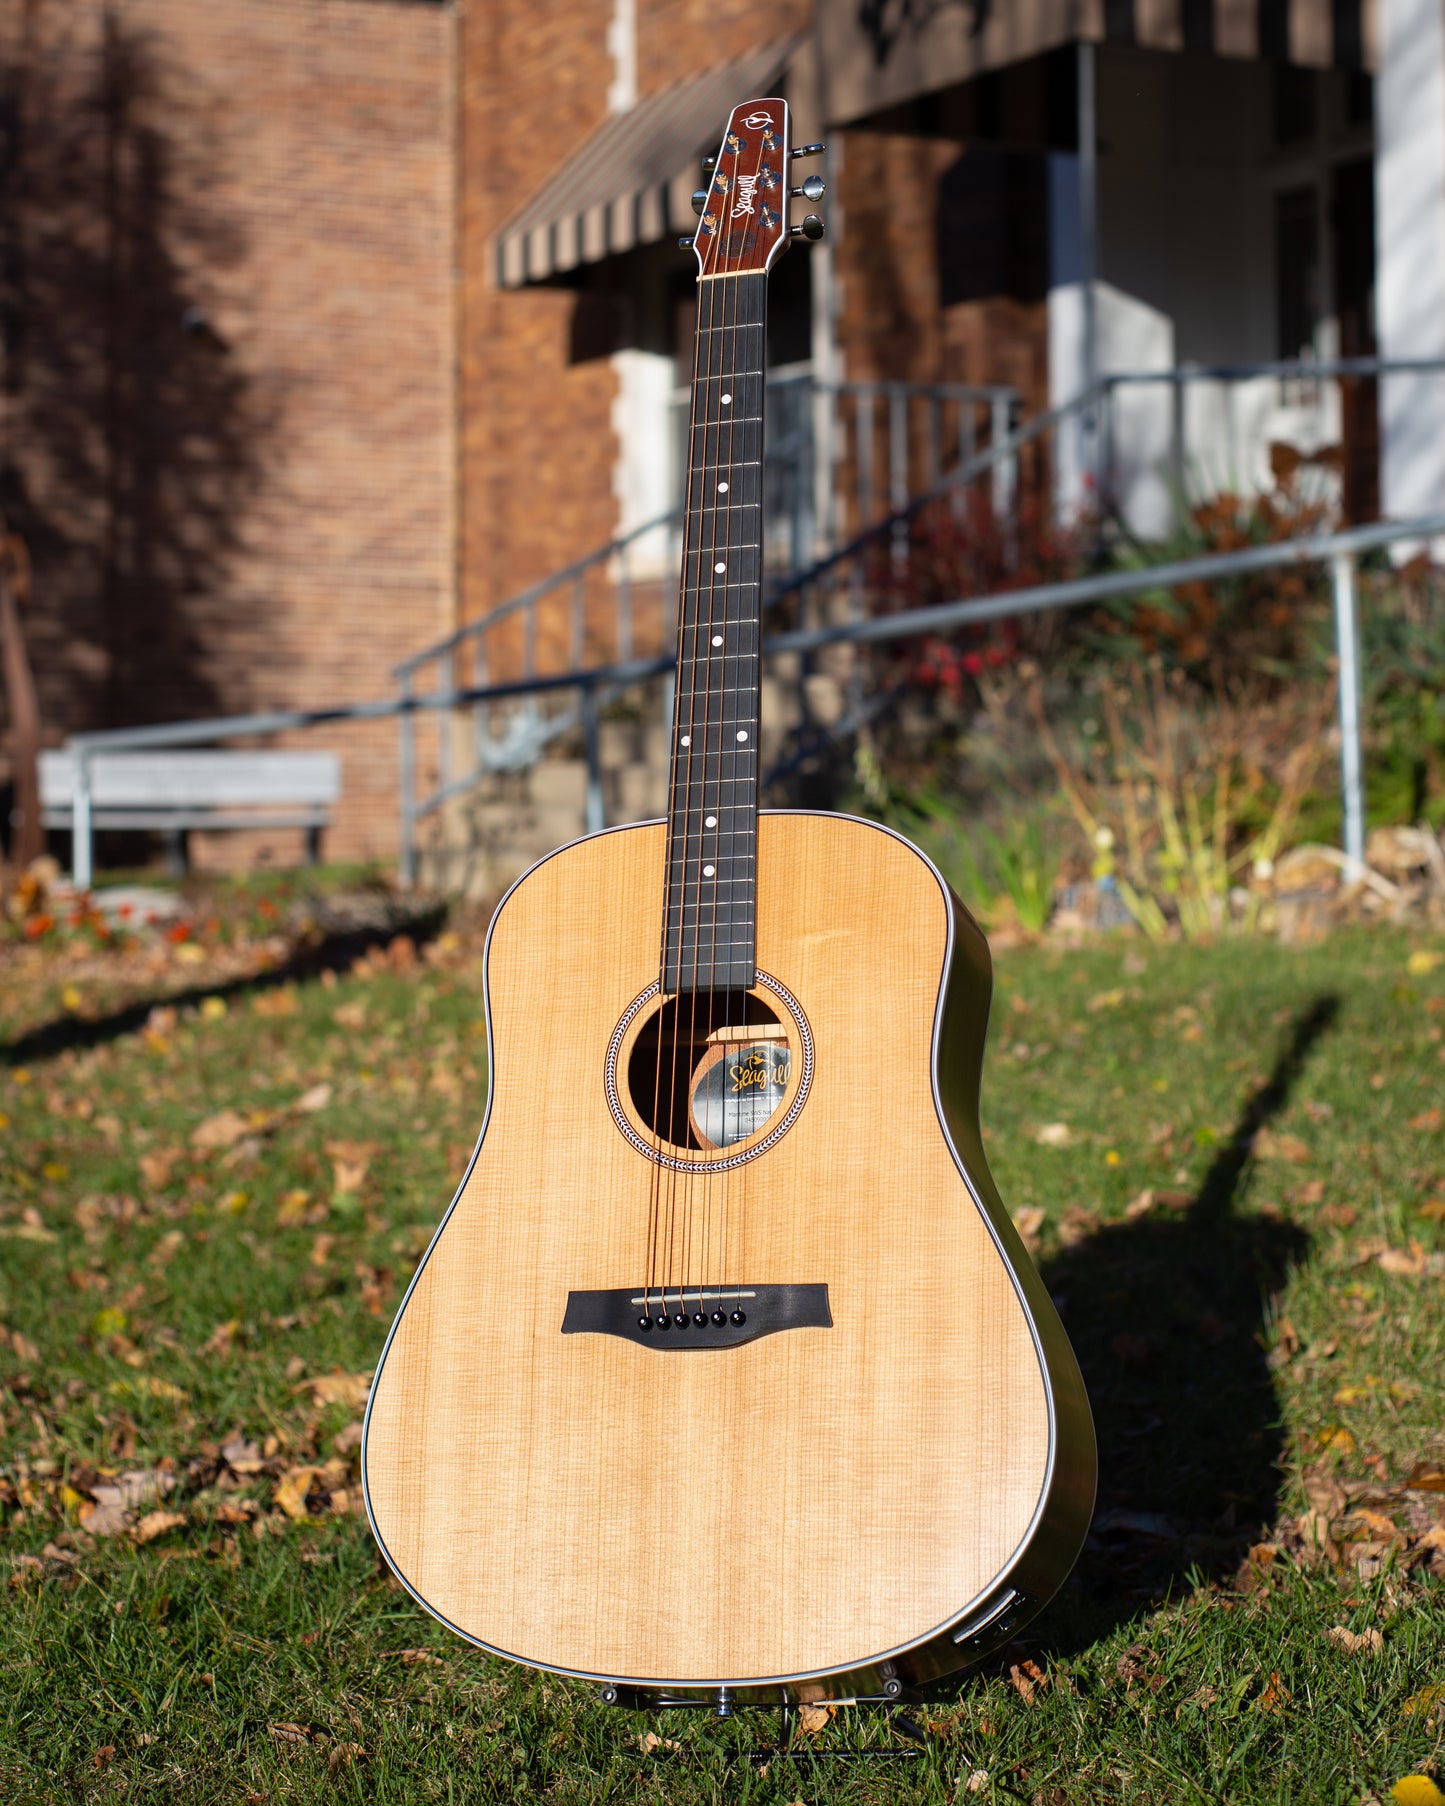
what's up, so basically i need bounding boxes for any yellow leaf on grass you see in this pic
[1407,950,1444,977]
[61,985,82,1011]
[274,1467,323,1521]
[1088,988,1125,1011]
[1316,1424,1356,1453]
[199,996,227,1021]
[91,1308,128,1337]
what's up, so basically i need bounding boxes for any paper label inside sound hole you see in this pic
[690,1043,792,1150]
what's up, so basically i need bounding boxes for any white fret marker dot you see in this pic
[705,815,717,827]
[721,393,732,404]
[703,865,715,877]
[717,481,728,493]
[680,735,690,747]
[712,634,723,646]
[736,730,748,742]
[714,561,726,574]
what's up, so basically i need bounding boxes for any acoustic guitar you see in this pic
[363,95,1095,1708]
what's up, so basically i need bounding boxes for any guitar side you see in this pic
[362,810,1095,1700]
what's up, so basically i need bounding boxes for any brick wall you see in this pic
[455,0,811,676]
[1,0,454,865]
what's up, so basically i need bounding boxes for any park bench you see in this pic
[39,748,341,871]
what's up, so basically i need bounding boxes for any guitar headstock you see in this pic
[688,99,823,281]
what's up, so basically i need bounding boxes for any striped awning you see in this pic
[495,39,800,288]
[820,0,1374,131]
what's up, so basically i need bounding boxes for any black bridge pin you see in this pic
[637,1314,652,1332]
[711,1309,726,1326]
[730,1309,746,1326]
[655,1312,671,1331]
[673,1312,688,1329]
[693,1311,707,1327]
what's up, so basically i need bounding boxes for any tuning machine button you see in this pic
[677,235,695,251]
[701,154,717,174]
[790,141,825,160]
[691,189,709,216]
[790,214,825,242]
[791,173,825,202]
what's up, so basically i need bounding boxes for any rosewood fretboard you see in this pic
[661,270,767,995]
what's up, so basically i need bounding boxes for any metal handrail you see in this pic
[65,511,1445,890]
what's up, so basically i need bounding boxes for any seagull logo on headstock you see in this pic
[743,111,774,128]
[731,174,758,219]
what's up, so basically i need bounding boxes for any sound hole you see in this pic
[626,991,789,1152]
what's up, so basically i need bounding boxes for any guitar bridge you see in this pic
[561,1284,830,1348]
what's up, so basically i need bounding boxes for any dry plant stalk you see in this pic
[1028,664,1337,938]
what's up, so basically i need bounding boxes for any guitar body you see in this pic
[363,811,1095,1701]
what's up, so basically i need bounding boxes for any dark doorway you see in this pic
[1333,155,1378,522]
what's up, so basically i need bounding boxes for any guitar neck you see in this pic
[661,270,767,995]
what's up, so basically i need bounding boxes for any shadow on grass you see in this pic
[1028,993,1338,1658]
[0,902,447,1070]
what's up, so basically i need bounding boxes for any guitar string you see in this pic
[702,259,741,1322]
[650,254,710,1322]
[680,265,723,1322]
[664,267,713,1323]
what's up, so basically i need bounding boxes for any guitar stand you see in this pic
[600,1684,935,1762]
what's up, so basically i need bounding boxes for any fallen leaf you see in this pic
[139,1149,180,1190]
[295,1083,332,1114]
[1379,1247,1426,1277]
[332,1001,367,1031]
[6,1327,39,1362]
[1124,1188,1155,1221]
[1316,1424,1357,1454]
[191,1109,253,1153]
[1008,1659,1047,1704]
[1088,987,1125,1011]
[965,1773,989,1794]
[1289,1178,1326,1207]
[1419,1199,1445,1222]
[797,1702,835,1734]
[276,1189,313,1226]
[1408,1108,1444,1133]
[332,1420,364,1455]
[1257,1671,1290,1713]
[268,1721,313,1744]
[1253,1128,1311,1163]
[1406,1461,1445,1492]
[274,1467,323,1521]
[393,1649,444,1666]
[1326,1625,1383,1655]
[327,1742,366,1773]
[638,1730,683,1753]
[199,995,227,1021]
[1407,950,1445,976]
[253,988,300,1018]
[93,1746,116,1770]
[296,1372,371,1409]
[133,1509,186,1545]
[1035,1122,1073,1148]
[327,1139,376,1196]
[147,1229,186,1270]
[1011,1206,1046,1251]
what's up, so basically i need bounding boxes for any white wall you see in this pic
[1374,0,1445,540]
[1051,47,1363,537]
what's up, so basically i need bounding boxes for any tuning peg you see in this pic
[790,214,825,242]
[678,234,695,250]
[791,173,826,202]
[691,189,709,215]
[701,154,717,174]
[790,142,825,160]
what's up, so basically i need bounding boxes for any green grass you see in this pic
[1,914,1443,1804]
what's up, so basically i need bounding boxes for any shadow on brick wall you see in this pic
[0,11,274,752]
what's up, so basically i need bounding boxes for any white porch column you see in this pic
[1375,0,1445,535]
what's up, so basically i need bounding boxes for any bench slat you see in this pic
[41,751,342,808]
